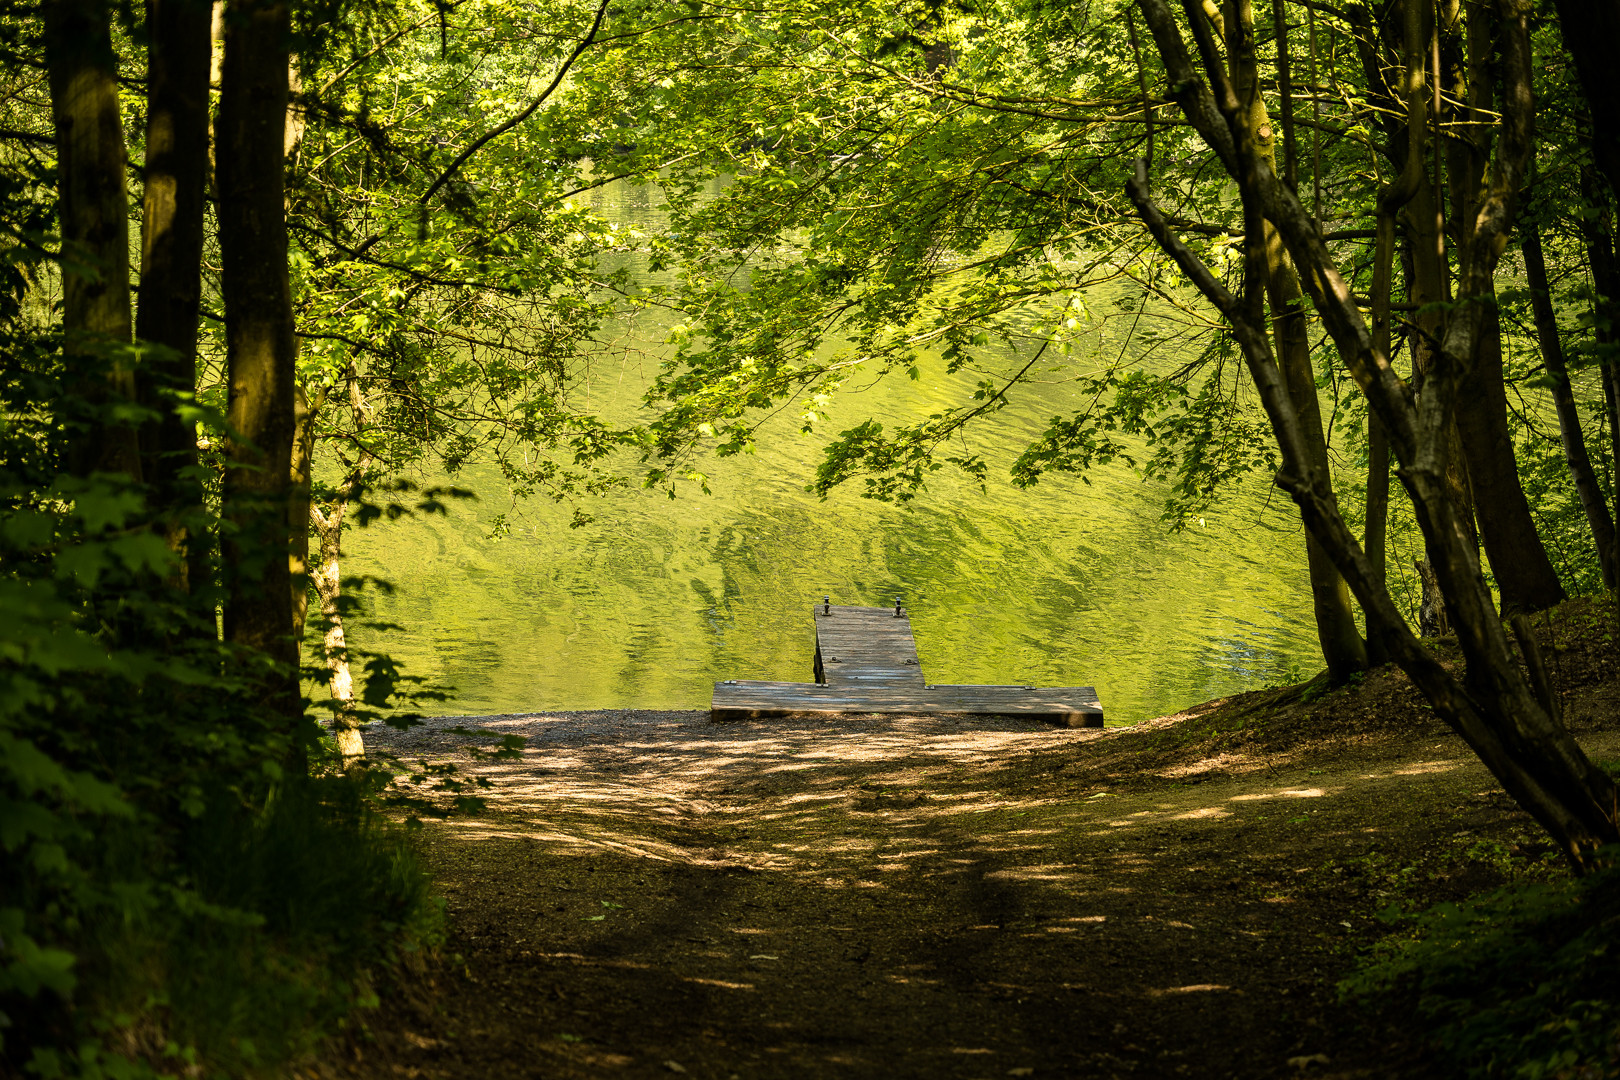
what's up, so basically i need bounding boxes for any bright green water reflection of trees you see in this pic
[344,180,1320,723]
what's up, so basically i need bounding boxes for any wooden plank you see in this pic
[814,604,925,688]
[712,600,1105,728]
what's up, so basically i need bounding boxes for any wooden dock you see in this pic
[711,603,1104,727]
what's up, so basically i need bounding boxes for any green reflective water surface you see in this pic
[339,182,1322,723]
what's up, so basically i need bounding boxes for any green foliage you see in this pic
[142,776,443,1075]
[0,455,445,1074]
[0,74,445,1076]
[601,0,1361,533]
[1343,859,1620,1079]
[287,0,638,509]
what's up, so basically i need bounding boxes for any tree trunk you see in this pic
[1364,0,1431,660]
[45,0,140,481]
[1414,557,1449,637]
[1228,0,1366,681]
[1266,235,1369,679]
[136,0,213,592]
[1131,0,1620,870]
[307,368,374,759]
[290,381,317,656]
[1441,0,1565,612]
[217,0,303,759]
[1522,220,1618,589]
[311,500,364,759]
[1454,288,1568,612]
[1581,165,1620,515]
[1552,0,1620,202]
[1405,179,1480,609]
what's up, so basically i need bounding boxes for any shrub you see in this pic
[1342,857,1620,1079]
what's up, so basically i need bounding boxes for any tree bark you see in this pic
[1581,165,1620,516]
[1551,0,1620,202]
[311,499,364,759]
[217,0,303,758]
[1442,1,1564,613]
[45,0,140,481]
[1522,220,1617,589]
[1268,236,1369,679]
[1229,0,1366,681]
[136,0,213,592]
[1365,0,1432,657]
[1454,289,1568,612]
[1403,182,1478,550]
[290,381,317,655]
[309,369,374,760]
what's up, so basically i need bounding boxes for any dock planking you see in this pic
[712,602,1104,727]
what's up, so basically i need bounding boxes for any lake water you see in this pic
[337,179,1322,724]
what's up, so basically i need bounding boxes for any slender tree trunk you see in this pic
[1454,287,1568,611]
[289,381,316,655]
[1271,0,1296,192]
[45,0,140,481]
[1364,0,1431,657]
[307,369,375,758]
[283,59,314,658]
[1401,3,1479,565]
[1606,368,1620,505]
[311,500,364,759]
[1365,421,1390,580]
[1407,178,1480,579]
[217,0,303,759]
[137,0,212,592]
[1414,557,1448,636]
[1267,238,1369,679]
[1438,0,1565,612]
[1581,165,1620,513]
[1523,221,1618,589]
[1229,0,1366,681]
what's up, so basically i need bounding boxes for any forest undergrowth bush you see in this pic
[0,460,447,1078]
[1343,831,1620,1077]
[23,775,445,1080]
[1343,859,1620,1079]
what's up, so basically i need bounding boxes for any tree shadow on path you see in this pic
[321,706,1617,1079]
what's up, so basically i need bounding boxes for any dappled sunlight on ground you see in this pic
[372,710,1122,872]
[1386,759,1466,776]
[341,704,1620,1080]
[369,708,1578,895]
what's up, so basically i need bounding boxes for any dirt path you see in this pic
[328,705,1620,1080]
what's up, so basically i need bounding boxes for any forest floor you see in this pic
[315,598,1620,1080]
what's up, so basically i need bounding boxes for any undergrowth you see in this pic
[0,463,452,1078]
[1343,851,1620,1079]
[15,769,445,1080]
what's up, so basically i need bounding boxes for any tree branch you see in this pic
[418,0,610,214]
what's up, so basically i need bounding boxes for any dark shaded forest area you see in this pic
[5,0,1620,1074]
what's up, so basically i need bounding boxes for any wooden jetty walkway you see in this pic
[711,602,1104,727]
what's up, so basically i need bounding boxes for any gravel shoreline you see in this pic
[360,709,713,753]
[358,707,1105,760]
